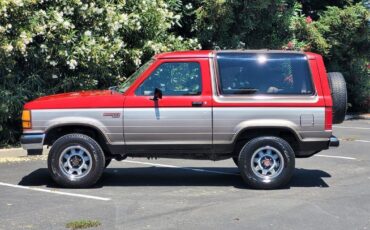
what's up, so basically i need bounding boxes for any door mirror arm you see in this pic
[150,88,162,101]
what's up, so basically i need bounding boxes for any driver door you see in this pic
[123,58,213,155]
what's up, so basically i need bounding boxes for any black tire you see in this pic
[27,149,43,156]
[232,157,239,166]
[47,133,105,188]
[327,72,347,124]
[238,136,295,189]
[105,159,112,168]
[232,140,246,167]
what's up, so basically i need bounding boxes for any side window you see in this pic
[217,53,314,95]
[135,62,202,96]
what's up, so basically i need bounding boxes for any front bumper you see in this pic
[20,134,45,150]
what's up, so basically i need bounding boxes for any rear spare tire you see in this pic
[327,72,347,124]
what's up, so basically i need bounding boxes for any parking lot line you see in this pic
[353,140,370,143]
[315,155,356,160]
[0,182,111,201]
[334,126,370,130]
[124,160,240,176]
[339,139,370,143]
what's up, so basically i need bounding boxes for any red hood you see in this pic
[24,90,125,109]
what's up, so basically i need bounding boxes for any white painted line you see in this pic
[315,154,356,160]
[334,126,370,130]
[124,160,239,176]
[339,139,370,143]
[354,140,370,143]
[0,182,111,201]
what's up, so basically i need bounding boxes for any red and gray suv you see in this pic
[21,50,347,189]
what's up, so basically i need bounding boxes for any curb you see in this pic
[345,114,370,120]
[0,146,49,158]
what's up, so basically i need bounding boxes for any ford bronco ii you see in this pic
[21,50,347,189]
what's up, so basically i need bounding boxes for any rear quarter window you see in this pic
[216,53,314,95]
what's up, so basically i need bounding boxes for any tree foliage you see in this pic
[193,0,369,111]
[0,0,199,146]
[0,0,369,146]
[194,0,298,49]
[290,3,369,111]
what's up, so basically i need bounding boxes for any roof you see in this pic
[154,50,318,59]
[155,50,212,59]
[217,49,305,54]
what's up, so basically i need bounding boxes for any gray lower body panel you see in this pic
[123,108,212,145]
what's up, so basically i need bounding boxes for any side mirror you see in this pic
[151,88,162,101]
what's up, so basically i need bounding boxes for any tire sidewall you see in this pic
[328,72,347,124]
[239,136,295,189]
[48,134,105,188]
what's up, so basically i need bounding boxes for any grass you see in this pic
[65,220,101,230]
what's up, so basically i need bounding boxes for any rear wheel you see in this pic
[47,133,105,188]
[238,136,295,189]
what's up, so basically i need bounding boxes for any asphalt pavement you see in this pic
[0,119,369,230]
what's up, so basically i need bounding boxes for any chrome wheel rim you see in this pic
[250,146,284,182]
[59,146,92,180]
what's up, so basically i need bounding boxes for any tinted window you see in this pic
[135,62,202,96]
[217,53,314,95]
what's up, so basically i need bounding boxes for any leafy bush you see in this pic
[0,0,368,147]
[194,0,301,49]
[0,0,199,147]
[192,1,369,112]
[290,3,369,112]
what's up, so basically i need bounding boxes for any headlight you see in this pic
[22,110,32,129]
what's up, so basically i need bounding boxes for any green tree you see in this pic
[192,0,369,112]
[290,3,369,111]
[0,0,199,146]
[194,0,297,49]
[299,0,360,19]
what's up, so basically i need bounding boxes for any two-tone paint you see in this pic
[21,50,336,159]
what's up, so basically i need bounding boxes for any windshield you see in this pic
[118,59,154,93]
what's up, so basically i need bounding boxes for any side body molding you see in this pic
[232,119,301,143]
[27,109,124,144]
[44,117,110,141]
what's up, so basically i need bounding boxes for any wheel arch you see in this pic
[44,124,110,154]
[232,126,301,156]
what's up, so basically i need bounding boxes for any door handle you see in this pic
[192,101,203,107]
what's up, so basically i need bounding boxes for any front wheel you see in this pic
[238,136,295,189]
[47,133,105,188]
